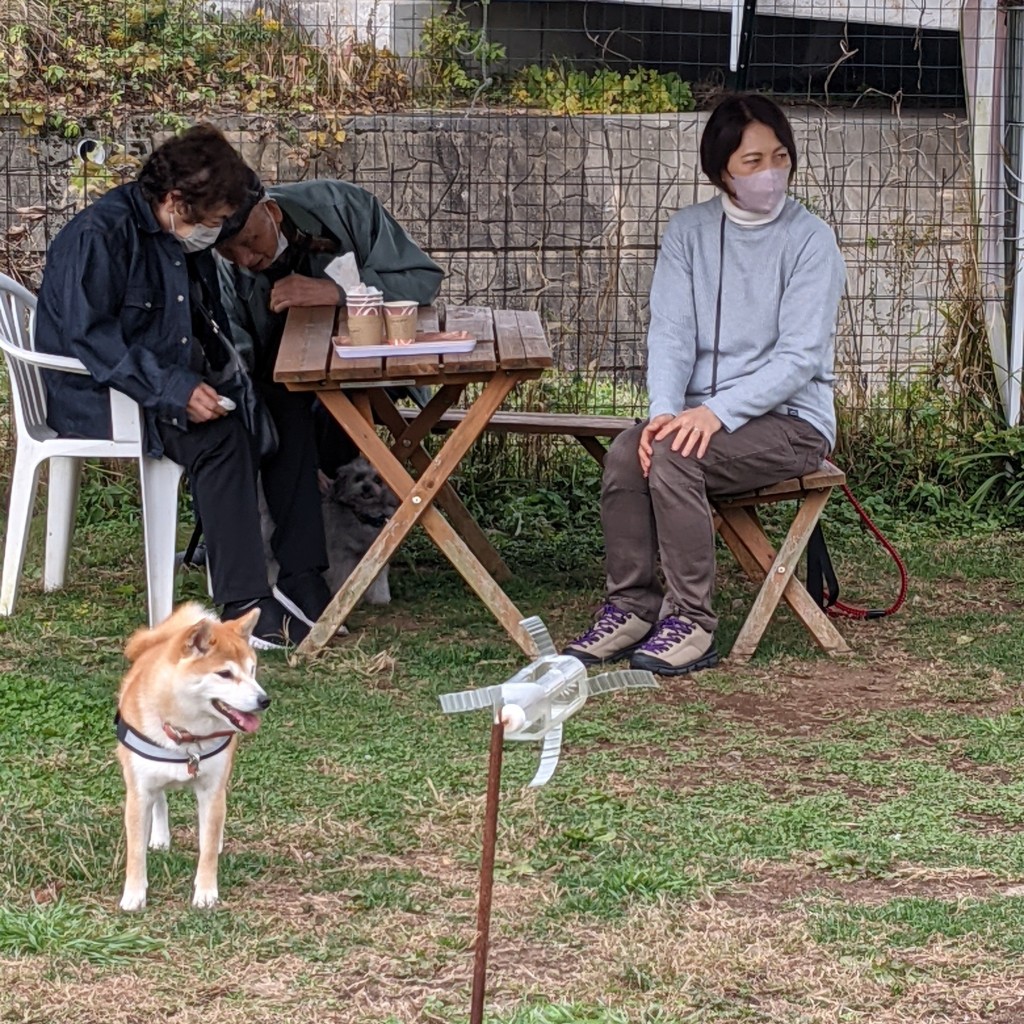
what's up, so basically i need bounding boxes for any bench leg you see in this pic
[577,436,608,466]
[717,493,850,662]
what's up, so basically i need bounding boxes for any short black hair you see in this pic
[699,93,797,194]
[137,124,252,221]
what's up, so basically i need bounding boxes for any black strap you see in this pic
[711,212,726,397]
[806,522,840,610]
[181,519,204,567]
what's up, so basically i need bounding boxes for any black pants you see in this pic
[161,384,328,605]
[258,384,328,587]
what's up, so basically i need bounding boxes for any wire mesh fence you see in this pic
[0,0,1000,441]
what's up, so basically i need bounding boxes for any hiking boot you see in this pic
[273,572,332,628]
[223,596,310,651]
[562,603,654,666]
[629,615,719,676]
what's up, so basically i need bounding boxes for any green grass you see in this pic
[0,901,162,964]
[809,895,1024,958]
[4,505,1024,1022]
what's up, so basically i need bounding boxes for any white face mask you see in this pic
[729,166,790,214]
[267,203,288,264]
[169,211,221,253]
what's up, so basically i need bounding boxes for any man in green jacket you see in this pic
[213,173,444,473]
[215,175,443,379]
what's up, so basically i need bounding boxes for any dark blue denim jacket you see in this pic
[35,182,229,458]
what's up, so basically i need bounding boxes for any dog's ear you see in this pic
[184,618,216,657]
[329,473,349,503]
[230,607,261,641]
[317,469,333,497]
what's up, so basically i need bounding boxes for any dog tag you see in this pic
[187,753,200,777]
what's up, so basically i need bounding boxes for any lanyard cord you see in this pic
[711,212,725,398]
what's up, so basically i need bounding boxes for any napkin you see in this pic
[324,252,373,297]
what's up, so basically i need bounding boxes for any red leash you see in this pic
[823,459,908,620]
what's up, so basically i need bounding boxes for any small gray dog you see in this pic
[261,458,397,606]
[319,458,398,605]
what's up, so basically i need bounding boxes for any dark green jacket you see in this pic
[218,179,444,377]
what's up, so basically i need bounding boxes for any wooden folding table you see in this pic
[274,303,552,657]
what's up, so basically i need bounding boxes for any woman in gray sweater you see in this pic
[563,94,846,676]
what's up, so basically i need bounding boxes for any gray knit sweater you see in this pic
[646,195,845,448]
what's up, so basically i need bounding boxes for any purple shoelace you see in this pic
[575,603,631,645]
[639,616,695,654]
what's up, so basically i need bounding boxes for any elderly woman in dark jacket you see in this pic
[35,125,332,648]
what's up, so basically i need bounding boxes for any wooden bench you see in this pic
[397,407,636,465]
[399,406,848,661]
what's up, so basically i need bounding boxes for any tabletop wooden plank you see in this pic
[446,305,492,330]
[285,303,547,387]
[493,308,529,369]
[275,305,337,383]
[328,310,383,381]
[441,305,497,375]
[516,310,554,368]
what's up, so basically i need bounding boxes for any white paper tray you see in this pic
[333,330,477,359]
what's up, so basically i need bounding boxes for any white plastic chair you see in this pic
[0,272,184,625]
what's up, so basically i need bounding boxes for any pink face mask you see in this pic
[729,166,790,214]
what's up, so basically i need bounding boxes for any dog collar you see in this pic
[115,712,232,777]
[162,722,236,744]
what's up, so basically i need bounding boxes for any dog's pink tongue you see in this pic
[236,711,261,733]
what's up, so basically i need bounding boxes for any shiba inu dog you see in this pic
[115,603,270,911]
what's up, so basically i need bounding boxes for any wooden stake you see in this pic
[470,717,505,1024]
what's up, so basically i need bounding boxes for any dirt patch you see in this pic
[708,859,1019,912]
[5,870,1024,1024]
[948,757,1016,785]
[645,647,1016,737]
[911,576,1024,617]
[956,811,1024,835]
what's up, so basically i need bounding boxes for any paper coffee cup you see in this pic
[346,293,384,346]
[383,301,419,344]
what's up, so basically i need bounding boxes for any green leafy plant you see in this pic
[511,63,696,115]
[414,3,506,102]
[0,0,411,128]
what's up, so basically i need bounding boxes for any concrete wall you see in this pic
[0,108,971,397]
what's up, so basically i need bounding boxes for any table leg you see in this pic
[577,436,609,466]
[369,391,512,583]
[298,377,539,657]
[351,390,373,425]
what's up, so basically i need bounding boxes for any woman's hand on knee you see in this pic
[639,414,674,476]
[644,406,723,468]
